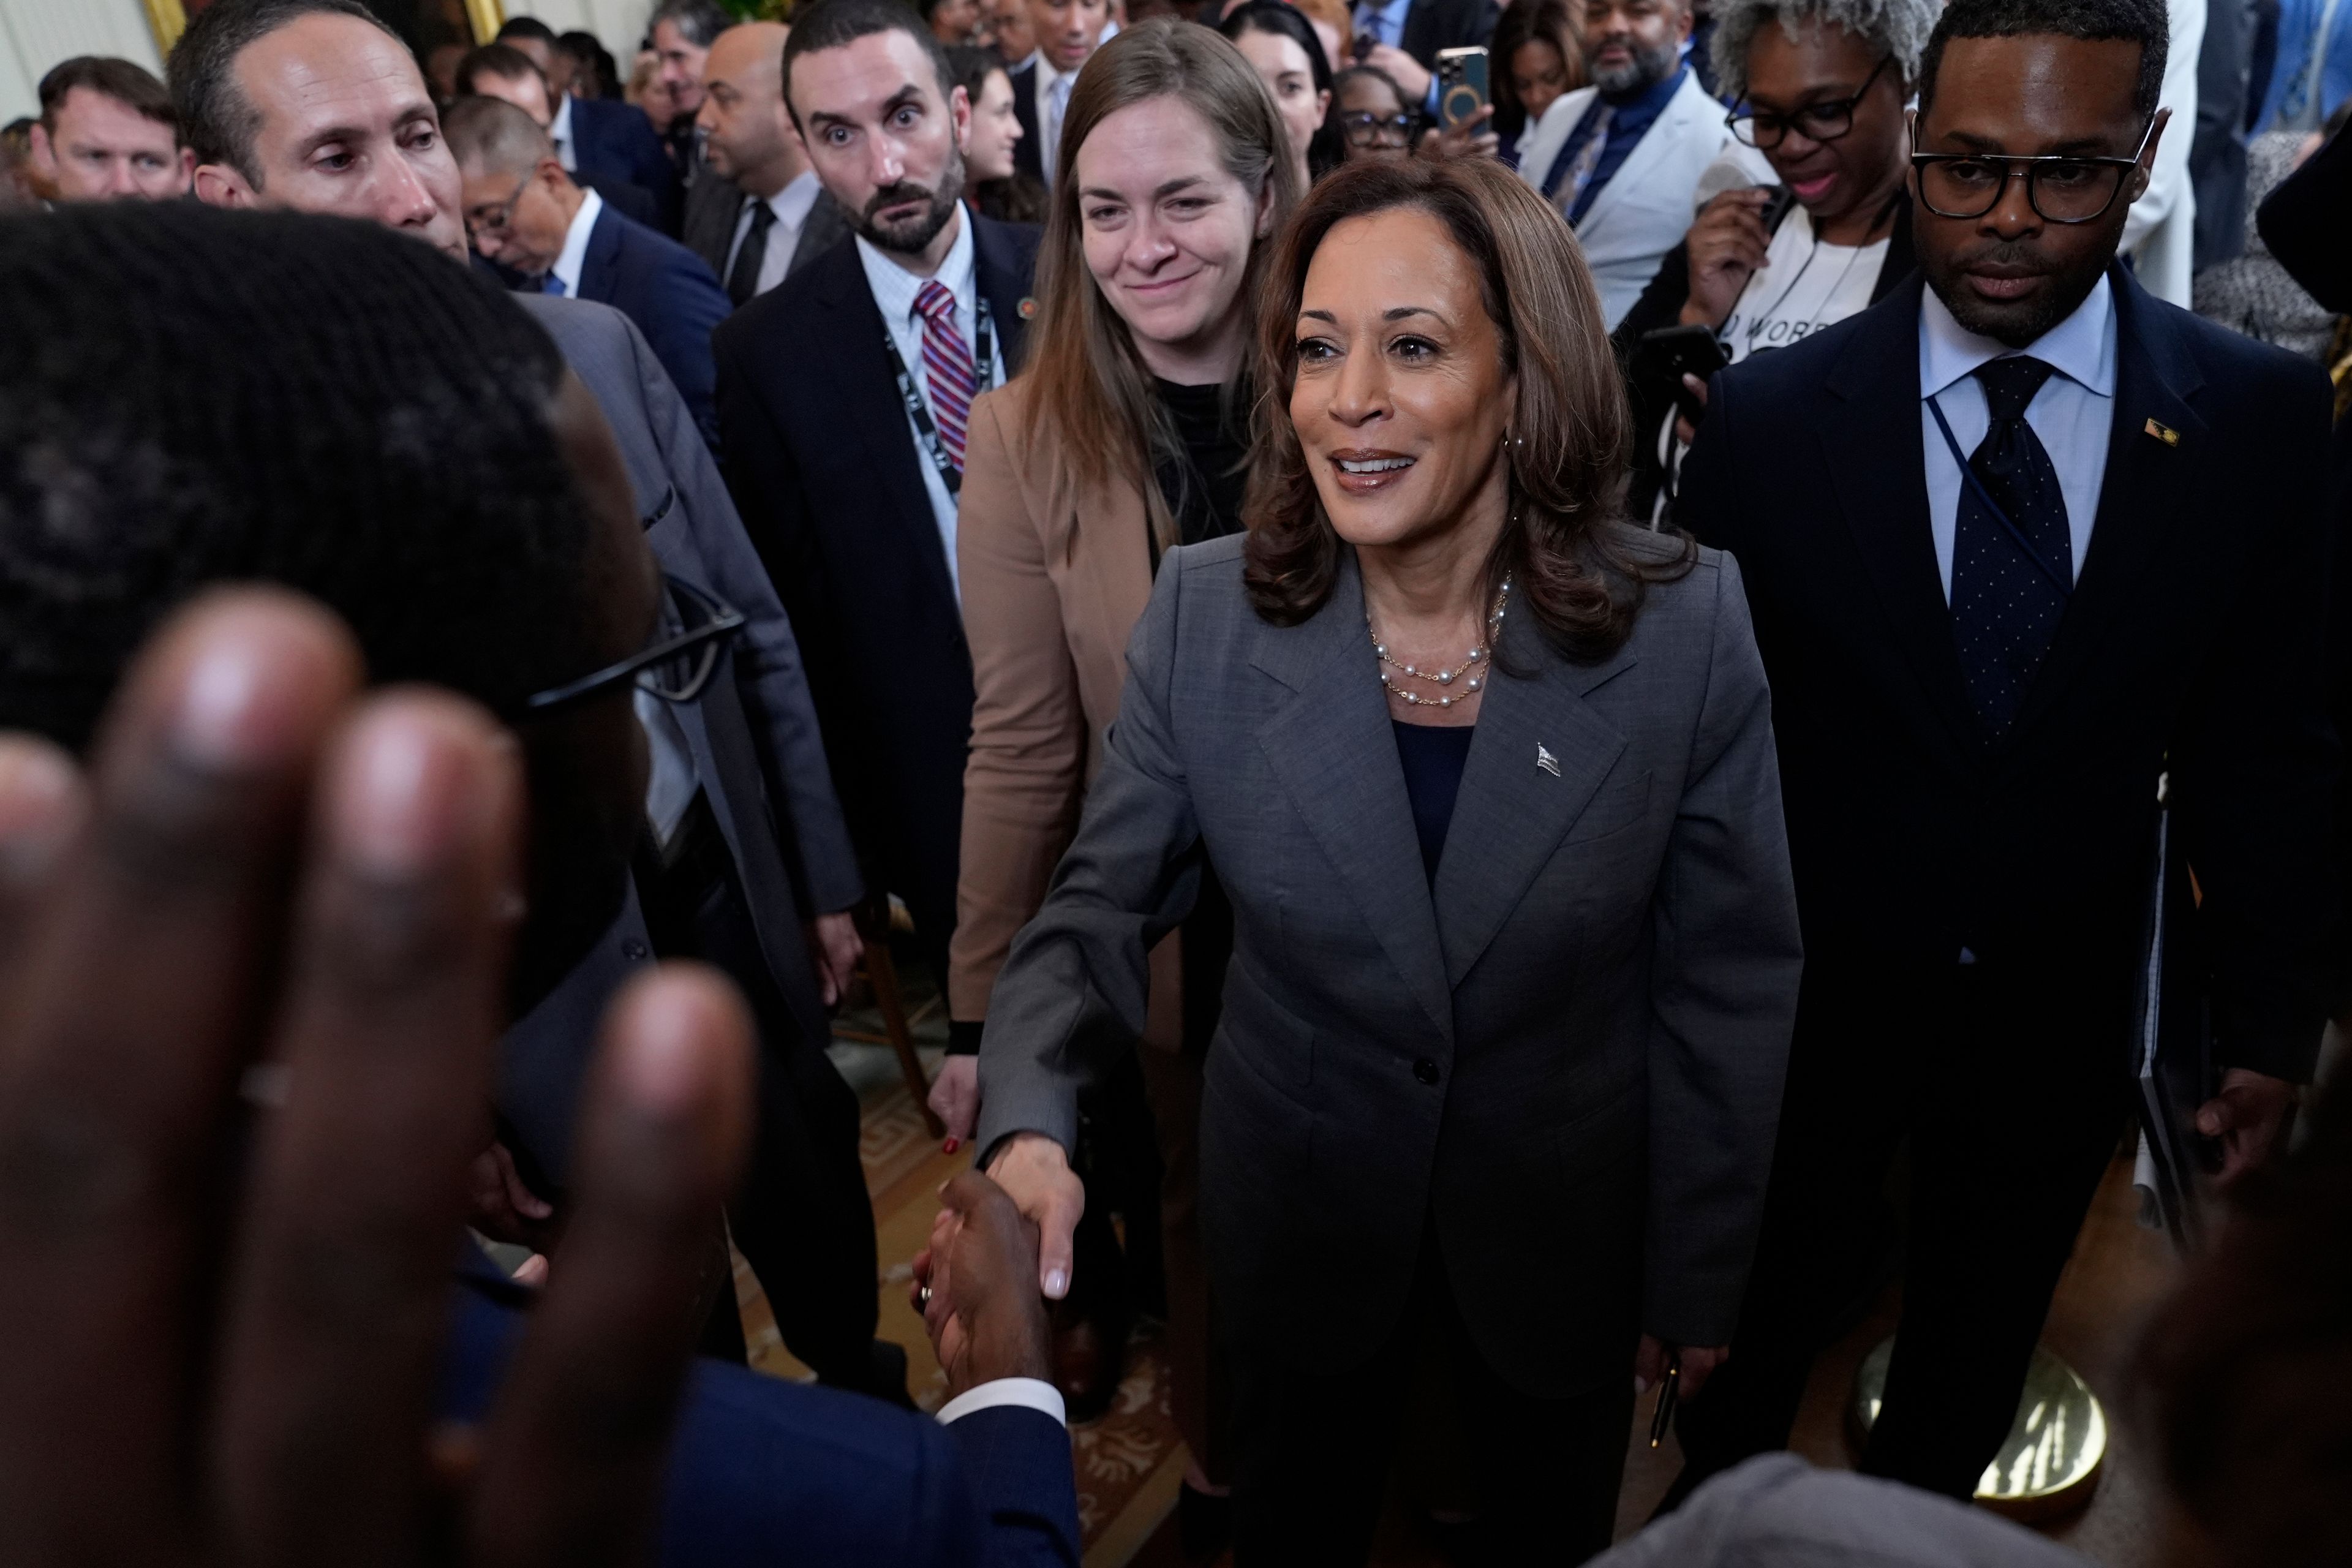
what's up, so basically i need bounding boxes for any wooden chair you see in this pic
[829,899,945,1139]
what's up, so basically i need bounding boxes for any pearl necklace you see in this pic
[1368,576,1512,710]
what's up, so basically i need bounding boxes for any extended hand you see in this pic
[984,1131,1085,1300]
[1637,1334,1730,1400]
[805,909,864,1008]
[1417,102,1499,162]
[2196,1066,2298,1187]
[911,1170,1054,1400]
[928,1052,981,1148]
[0,592,756,1566]
[468,1139,557,1248]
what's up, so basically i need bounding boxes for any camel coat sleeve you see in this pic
[950,386,1185,1051]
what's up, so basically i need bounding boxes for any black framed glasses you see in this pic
[1909,115,2158,224]
[1340,110,1415,146]
[1727,53,1894,149]
[524,575,746,715]
[465,178,531,240]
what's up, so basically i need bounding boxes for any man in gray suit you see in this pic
[691,20,854,305]
[173,0,905,1400]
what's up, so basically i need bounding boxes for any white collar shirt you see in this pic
[549,92,576,173]
[1918,273,2117,601]
[723,169,824,300]
[546,184,603,298]
[855,211,1003,604]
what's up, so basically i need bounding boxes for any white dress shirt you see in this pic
[723,169,824,300]
[1918,274,2117,601]
[935,1377,1067,1427]
[542,186,604,298]
[1035,58,1076,186]
[855,210,1005,603]
[550,92,578,173]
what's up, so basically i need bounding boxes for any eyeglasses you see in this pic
[1340,110,1414,146]
[465,178,530,240]
[1726,54,1894,149]
[523,574,747,714]
[1909,115,2157,224]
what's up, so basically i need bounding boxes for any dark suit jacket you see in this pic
[1679,265,2337,1081]
[1400,0,1500,67]
[442,1259,1082,1568]
[682,179,856,302]
[713,216,1041,938]
[570,92,683,234]
[975,535,1802,1395]
[499,293,862,1184]
[568,200,732,451]
[1008,62,1046,185]
[585,173,658,228]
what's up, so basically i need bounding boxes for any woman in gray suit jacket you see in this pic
[967,156,1803,1565]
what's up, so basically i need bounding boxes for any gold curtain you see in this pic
[145,0,505,58]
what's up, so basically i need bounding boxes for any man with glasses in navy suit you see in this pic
[1673,0,2337,1507]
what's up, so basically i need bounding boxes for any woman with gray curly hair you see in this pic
[1615,0,1936,514]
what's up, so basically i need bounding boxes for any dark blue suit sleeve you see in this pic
[940,1408,1084,1568]
[631,239,732,453]
[440,1275,1074,1568]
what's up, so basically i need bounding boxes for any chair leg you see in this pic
[864,935,946,1139]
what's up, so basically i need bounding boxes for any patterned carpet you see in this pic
[726,970,1189,1567]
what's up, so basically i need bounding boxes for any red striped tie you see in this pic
[914,281,976,472]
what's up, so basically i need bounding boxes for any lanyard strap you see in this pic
[1926,393,2074,600]
[883,295,997,497]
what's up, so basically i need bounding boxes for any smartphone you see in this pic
[1436,46,1490,129]
[1635,323,1728,425]
[1758,183,1798,233]
[1351,29,1378,62]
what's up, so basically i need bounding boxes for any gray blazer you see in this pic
[974,532,1801,1395]
[499,294,862,1182]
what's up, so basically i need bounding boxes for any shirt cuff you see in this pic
[1423,77,1442,116]
[935,1377,1066,1428]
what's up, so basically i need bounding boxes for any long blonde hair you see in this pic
[1019,18,1304,554]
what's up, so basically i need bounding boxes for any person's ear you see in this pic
[1255,170,1278,237]
[193,161,259,209]
[951,81,973,148]
[26,123,55,180]
[2128,105,2171,198]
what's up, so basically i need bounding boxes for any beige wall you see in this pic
[0,0,168,126]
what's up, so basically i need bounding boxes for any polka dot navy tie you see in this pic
[1950,354,2069,736]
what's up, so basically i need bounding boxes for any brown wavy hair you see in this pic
[1018,18,1303,556]
[1242,156,1690,660]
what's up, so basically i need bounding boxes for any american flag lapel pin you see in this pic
[1536,744,1561,777]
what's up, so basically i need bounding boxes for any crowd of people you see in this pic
[5,0,2352,1563]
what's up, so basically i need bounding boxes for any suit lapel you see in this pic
[1574,71,1702,236]
[1011,65,1044,183]
[1252,552,1453,1044]
[1820,275,1983,753]
[809,244,959,612]
[2008,268,2206,739]
[578,204,621,303]
[786,195,848,278]
[1431,611,1630,987]
[972,215,1036,370]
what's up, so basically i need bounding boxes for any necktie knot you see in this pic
[1972,354,2056,423]
[915,280,959,327]
[744,198,777,235]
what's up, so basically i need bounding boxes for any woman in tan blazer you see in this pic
[928,17,1299,1536]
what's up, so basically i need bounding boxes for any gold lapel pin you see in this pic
[2144,418,2180,446]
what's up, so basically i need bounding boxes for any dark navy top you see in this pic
[1392,721,1476,883]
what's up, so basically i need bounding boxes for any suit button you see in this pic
[1413,1058,1440,1086]
[622,940,650,961]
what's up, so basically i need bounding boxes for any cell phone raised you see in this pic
[1634,323,1729,426]
[1436,46,1490,129]
[1352,29,1378,62]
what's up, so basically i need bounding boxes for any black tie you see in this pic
[1950,355,2070,735]
[726,198,777,308]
